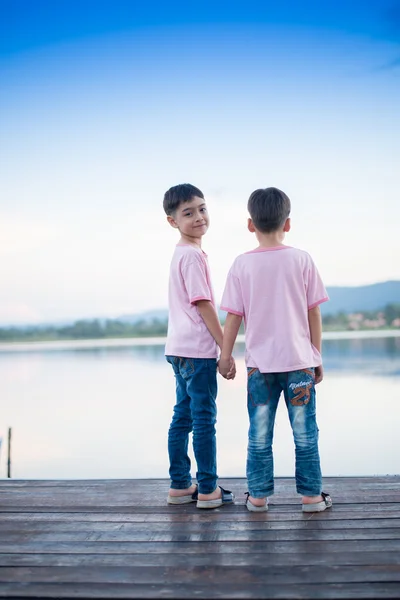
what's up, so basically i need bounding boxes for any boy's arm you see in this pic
[219,312,242,378]
[196,301,236,379]
[196,300,224,349]
[308,305,323,384]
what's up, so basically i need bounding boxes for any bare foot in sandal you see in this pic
[198,487,222,501]
[247,495,267,507]
[302,494,323,504]
[302,492,332,512]
[168,484,197,497]
[197,486,235,509]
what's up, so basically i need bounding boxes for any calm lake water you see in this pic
[0,332,399,480]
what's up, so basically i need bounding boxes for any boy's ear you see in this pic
[167,215,179,229]
[283,217,291,233]
[248,218,256,233]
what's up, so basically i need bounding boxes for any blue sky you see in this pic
[0,0,399,324]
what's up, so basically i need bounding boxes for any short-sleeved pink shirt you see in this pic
[220,245,329,373]
[165,244,218,359]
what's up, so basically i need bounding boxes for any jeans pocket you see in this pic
[166,355,180,375]
[247,367,258,379]
[178,358,195,379]
[247,368,268,406]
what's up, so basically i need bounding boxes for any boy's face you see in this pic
[167,196,209,239]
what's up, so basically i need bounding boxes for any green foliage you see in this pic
[384,303,400,324]
[0,318,168,342]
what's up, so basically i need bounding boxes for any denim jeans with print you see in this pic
[166,356,218,495]
[246,367,322,498]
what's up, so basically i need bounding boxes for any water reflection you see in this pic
[320,336,400,376]
[4,336,397,375]
[0,335,399,479]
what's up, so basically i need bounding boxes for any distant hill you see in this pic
[118,281,400,322]
[321,281,400,316]
[3,281,398,330]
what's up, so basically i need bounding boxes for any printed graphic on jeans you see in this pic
[287,369,315,406]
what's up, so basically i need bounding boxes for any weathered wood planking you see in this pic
[0,477,399,599]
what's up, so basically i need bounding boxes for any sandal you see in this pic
[245,492,269,512]
[302,491,332,513]
[196,486,235,509]
[167,484,198,505]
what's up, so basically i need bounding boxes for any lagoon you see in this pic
[0,331,399,480]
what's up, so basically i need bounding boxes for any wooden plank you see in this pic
[0,486,398,499]
[2,529,400,543]
[0,581,400,599]
[0,481,398,497]
[0,564,400,585]
[1,500,400,513]
[1,550,400,568]
[0,517,398,532]
[0,478,366,495]
[2,508,400,521]
[0,539,399,554]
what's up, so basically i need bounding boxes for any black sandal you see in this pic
[196,486,235,509]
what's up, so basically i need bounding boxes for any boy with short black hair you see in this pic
[163,183,235,509]
[219,186,332,513]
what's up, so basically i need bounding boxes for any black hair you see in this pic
[163,183,204,216]
[247,187,291,233]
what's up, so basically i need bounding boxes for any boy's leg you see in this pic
[185,358,218,496]
[246,369,281,501]
[166,356,194,491]
[281,369,322,497]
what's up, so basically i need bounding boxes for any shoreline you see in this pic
[0,329,399,353]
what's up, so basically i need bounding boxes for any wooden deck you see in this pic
[0,477,399,599]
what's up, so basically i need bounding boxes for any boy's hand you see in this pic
[218,356,236,380]
[314,365,324,384]
[227,356,236,379]
[218,357,230,378]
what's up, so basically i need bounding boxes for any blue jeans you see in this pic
[247,367,322,497]
[166,356,218,494]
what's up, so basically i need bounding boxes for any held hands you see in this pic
[218,356,236,380]
[314,365,324,384]
[218,360,322,383]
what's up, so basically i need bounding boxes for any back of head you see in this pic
[163,183,204,216]
[247,187,291,233]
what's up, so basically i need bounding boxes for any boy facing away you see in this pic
[219,187,333,513]
[163,183,235,509]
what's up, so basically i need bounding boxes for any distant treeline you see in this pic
[0,319,168,342]
[0,304,399,342]
[322,303,400,331]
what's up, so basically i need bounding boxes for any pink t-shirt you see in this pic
[220,245,329,373]
[165,244,218,359]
